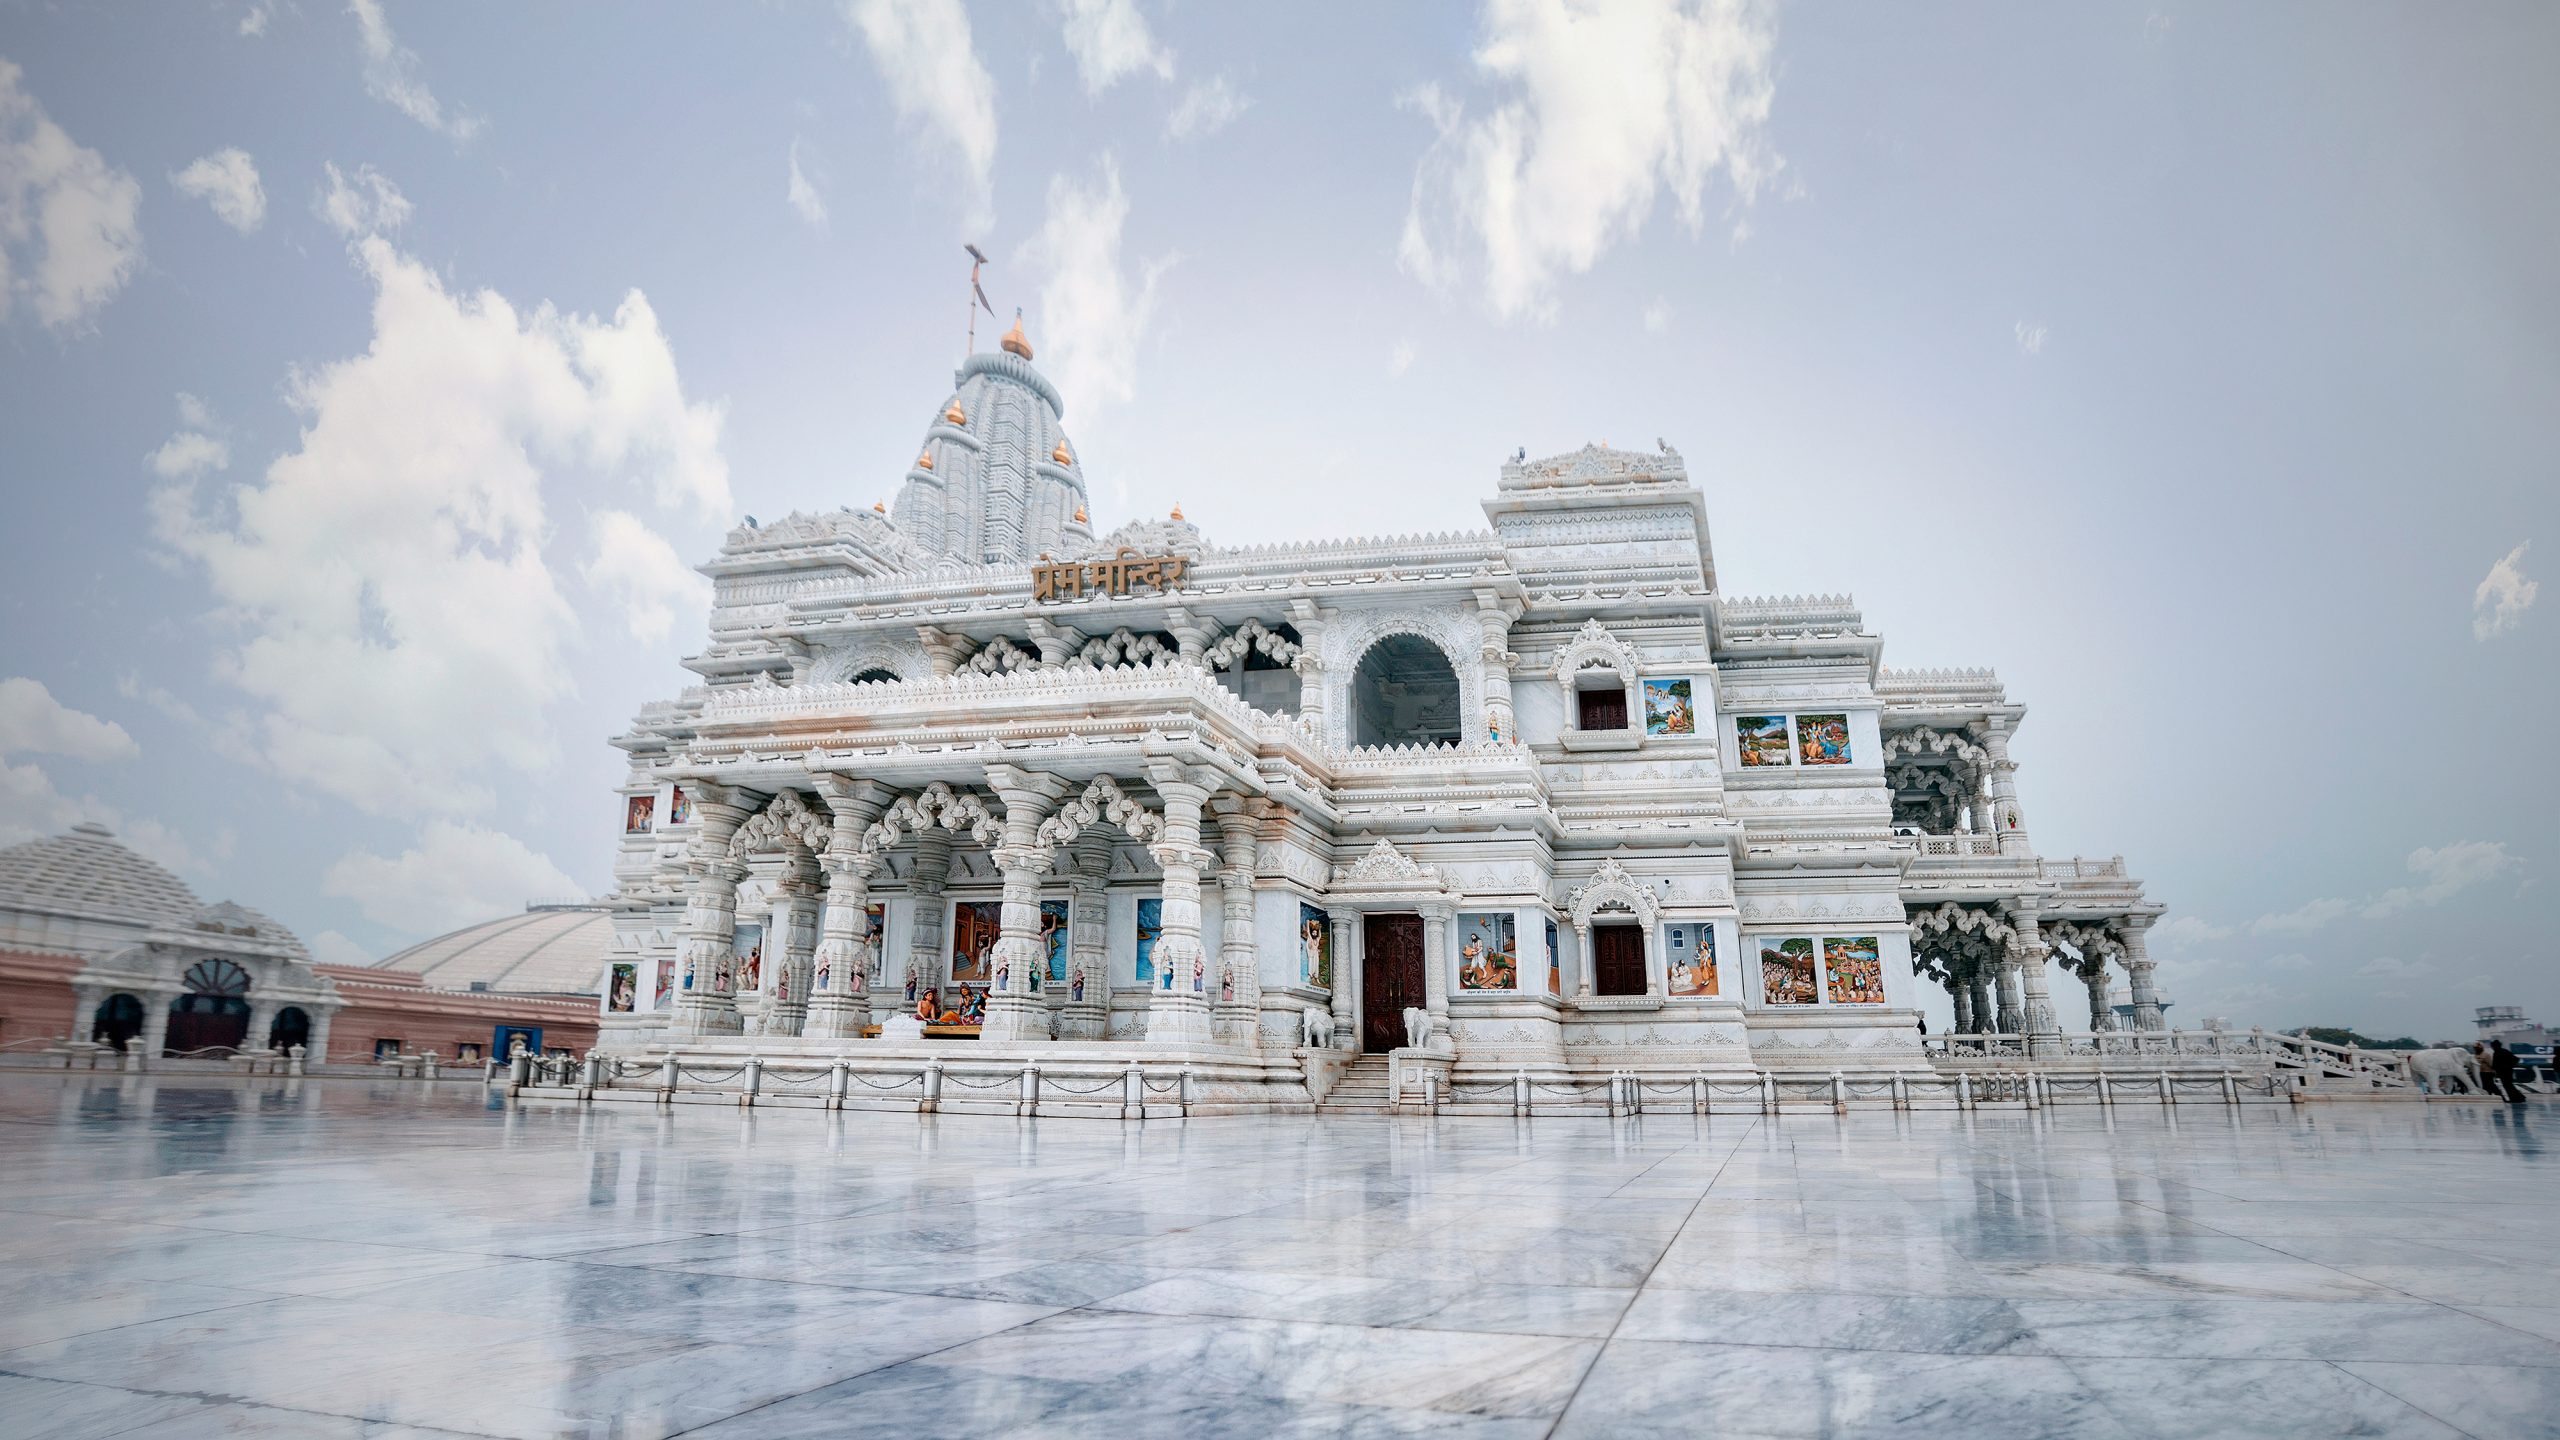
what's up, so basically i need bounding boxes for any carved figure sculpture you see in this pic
[1403,1006,1430,1051]
[1301,1006,1332,1049]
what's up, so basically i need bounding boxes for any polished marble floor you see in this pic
[0,1076,2554,1439]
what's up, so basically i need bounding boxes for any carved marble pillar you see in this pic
[1994,950,2023,1035]
[1420,901,1454,1050]
[1293,653,1326,735]
[1212,802,1262,1047]
[1476,599,1519,743]
[1167,606,1209,665]
[768,865,821,1037]
[1983,722,2031,857]
[903,832,952,1012]
[806,779,890,1039]
[1327,909,1358,1051]
[1967,964,1996,1036]
[69,983,103,1043]
[2007,902,2059,1054]
[2122,915,2163,1032]
[1058,832,1112,1039]
[2081,962,2115,1033]
[670,786,754,1038]
[1572,921,1595,999]
[980,767,1067,1043]
[140,993,171,1058]
[1144,768,1216,1048]
[244,996,279,1052]
[1949,969,1975,1034]
[305,1006,334,1065]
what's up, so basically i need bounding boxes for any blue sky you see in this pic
[0,1,2551,1039]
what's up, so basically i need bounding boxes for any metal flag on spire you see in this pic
[964,243,993,355]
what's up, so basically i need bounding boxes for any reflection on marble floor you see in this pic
[0,1077,2553,1439]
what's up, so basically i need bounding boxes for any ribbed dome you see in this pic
[891,348,1095,565]
[0,823,200,926]
[373,905,613,996]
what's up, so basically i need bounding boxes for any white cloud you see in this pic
[1388,338,1416,378]
[0,58,144,331]
[844,0,998,228]
[2355,955,2434,982]
[316,161,412,237]
[116,672,205,727]
[151,231,728,819]
[2252,840,2525,935]
[307,929,374,967]
[1398,0,1781,321]
[584,510,711,644]
[322,820,579,936]
[0,677,139,760]
[0,761,207,875]
[1643,296,1671,333]
[350,0,482,142]
[171,147,266,233]
[2149,914,2231,949]
[2473,541,2536,640]
[2014,320,2048,356]
[148,391,231,480]
[1058,0,1173,95]
[1017,155,1169,419]
[240,1,278,37]
[786,138,828,230]
[1166,74,1248,142]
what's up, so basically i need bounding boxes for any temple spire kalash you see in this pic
[889,310,1097,564]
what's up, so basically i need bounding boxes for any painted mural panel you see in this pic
[1042,899,1071,982]
[1667,924,1718,996]
[653,957,672,1008]
[728,923,763,993]
[1736,715,1792,767]
[1456,912,1518,990]
[864,902,886,988]
[1759,937,1818,1005]
[1546,918,1561,994]
[950,901,1001,985]
[1797,713,1852,765]
[1643,677,1696,736]
[667,786,691,826]
[607,963,637,1013]
[623,794,655,833]
[1825,936,1886,1004]
[1135,897,1162,984]
[1299,902,1330,987]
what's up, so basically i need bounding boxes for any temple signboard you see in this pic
[1032,549,1189,602]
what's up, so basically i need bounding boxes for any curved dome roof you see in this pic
[891,340,1096,565]
[374,905,612,996]
[0,823,201,926]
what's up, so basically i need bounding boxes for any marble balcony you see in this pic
[0,1073,2553,1438]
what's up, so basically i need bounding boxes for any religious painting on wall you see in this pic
[1456,912,1518,990]
[1759,937,1818,1005]
[1041,899,1071,982]
[667,786,691,826]
[654,957,672,1008]
[729,923,763,993]
[1798,713,1852,765]
[623,794,655,833]
[950,901,1001,985]
[607,963,637,1013]
[1737,715,1792,767]
[1643,678,1696,736]
[863,902,886,988]
[373,1037,401,1061]
[1667,924,1717,996]
[1825,936,1886,1004]
[1135,897,1162,985]
[1546,918,1561,994]
[1299,902,1330,987]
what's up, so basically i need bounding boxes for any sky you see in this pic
[0,1,2551,1041]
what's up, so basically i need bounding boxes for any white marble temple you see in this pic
[0,1072,2553,1439]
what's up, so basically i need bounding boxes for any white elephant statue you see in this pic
[1403,1006,1430,1051]
[1301,1006,1333,1050]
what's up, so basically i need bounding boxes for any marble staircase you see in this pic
[1319,1053,1395,1113]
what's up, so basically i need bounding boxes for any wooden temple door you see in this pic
[1361,912,1426,1052]
[1593,924,1647,996]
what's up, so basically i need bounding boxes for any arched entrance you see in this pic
[91,993,144,1051]
[1350,635,1461,749]
[268,1005,311,1054]
[165,958,253,1055]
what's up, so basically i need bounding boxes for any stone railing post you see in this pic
[1143,764,1217,1048]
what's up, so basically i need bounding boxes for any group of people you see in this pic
[2476,1038,2536,1102]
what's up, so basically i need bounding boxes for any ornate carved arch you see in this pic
[1907,901,2016,952]
[1321,607,1483,750]
[1566,858,1661,929]
[964,636,1040,675]
[810,634,930,684]
[1203,618,1302,669]
[727,789,830,859]
[856,781,1002,859]
[1033,775,1165,856]
[1071,627,1176,669]
[1883,726,1988,766]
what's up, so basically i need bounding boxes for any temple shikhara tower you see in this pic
[589,316,2190,1113]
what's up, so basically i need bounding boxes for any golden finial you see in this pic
[1052,440,1072,465]
[1073,505,1088,523]
[1170,501,1184,521]
[916,450,934,471]
[1000,308,1033,360]
[873,500,887,514]
[944,403,966,425]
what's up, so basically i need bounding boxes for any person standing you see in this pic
[2489,1039,2527,1103]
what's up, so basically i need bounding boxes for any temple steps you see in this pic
[1319,1054,1395,1113]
